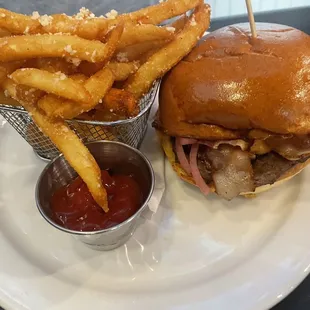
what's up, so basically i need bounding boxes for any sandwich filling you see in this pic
[171,134,310,200]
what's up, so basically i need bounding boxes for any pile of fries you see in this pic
[0,0,211,212]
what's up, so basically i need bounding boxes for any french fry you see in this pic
[0,27,11,38]
[0,89,21,106]
[2,77,109,212]
[70,73,88,83]
[124,3,211,99]
[30,58,78,75]
[0,34,113,63]
[74,23,124,77]
[0,60,25,84]
[11,68,91,103]
[28,23,123,77]
[169,14,188,33]
[2,78,44,104]
[0,1,197,38]
[115,39,170,62]
[37,94,68,118]
[118,24,174,50]
[78,61,105,76]
[38,67,114,119]
[111,0,201,26]
[100,22,124,62]
[30,111,109,212]
[108,61,140,81]
[96,88,138,117]
[44,14,109,40]
[41,22,122,77]
[0,9,110,40]
[0,9,41,35]
[137,44,167,65]
[78,60,139,79]
[81,67,114,110]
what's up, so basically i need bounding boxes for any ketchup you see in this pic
[51,170,143,231]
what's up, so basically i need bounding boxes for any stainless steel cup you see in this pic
[36,141,155,251]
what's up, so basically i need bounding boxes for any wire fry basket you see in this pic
[0,81,160,160]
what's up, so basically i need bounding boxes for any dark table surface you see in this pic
[1,1,310,309]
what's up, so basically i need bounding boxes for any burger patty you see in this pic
[197,150,213,184]
[252,152,308,187]
[197,149,307,188]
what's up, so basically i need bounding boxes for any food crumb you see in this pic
[0,13,6,18]
[75,7,95,20]
[105,9,118,19]
[64,45,77,56]
[116,52,128,63]
[64,45,72,53]
[31,11,40,20]
[39,14,53,26]
[166,26,175,33]
[66,57,81,66]
[4,90,9,97]
[190,17,197,26]
[55,71,67,80]
[91,50,97,62]
[0,40,8,47]
[23,26,30,34]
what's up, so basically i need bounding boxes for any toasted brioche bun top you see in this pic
[158,23,310,137]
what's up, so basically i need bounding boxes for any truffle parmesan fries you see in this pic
[0,1,211,210]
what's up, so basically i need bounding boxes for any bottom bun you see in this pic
[157,131,310,198]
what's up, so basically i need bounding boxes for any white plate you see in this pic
[1,118,310,310]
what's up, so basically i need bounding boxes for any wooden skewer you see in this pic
[245,0,257,38]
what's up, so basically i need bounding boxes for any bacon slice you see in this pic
[206,145,255,200]
[265,135,310,160]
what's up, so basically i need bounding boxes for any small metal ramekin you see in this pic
[35,141,155,251]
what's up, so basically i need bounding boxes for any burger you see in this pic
[153,22,310,200]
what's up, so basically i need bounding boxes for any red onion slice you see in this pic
[190,144,210,196]
[175,137,191,174]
